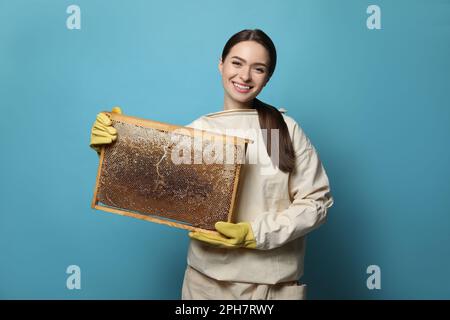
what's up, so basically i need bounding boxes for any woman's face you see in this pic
[219,40,270,108]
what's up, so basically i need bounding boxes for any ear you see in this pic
[218,58,223,75]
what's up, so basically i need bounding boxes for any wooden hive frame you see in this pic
[91,112,251,234]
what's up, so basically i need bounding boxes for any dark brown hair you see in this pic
[221,29,296,173]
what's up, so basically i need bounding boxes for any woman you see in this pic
[90,29,333,300]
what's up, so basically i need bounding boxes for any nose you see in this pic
[239,66,252,82]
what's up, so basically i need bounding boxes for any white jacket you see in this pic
[185,108,334,284]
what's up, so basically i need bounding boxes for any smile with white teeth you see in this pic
[232,81,252,91]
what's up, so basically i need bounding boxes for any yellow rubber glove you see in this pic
[89,106,122,154]
[189,221,257,249]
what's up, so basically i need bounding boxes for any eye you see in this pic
[232,61,242,66]
[255,68,265,73]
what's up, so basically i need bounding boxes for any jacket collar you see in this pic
[205,107,286,118]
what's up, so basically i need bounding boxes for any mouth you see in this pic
[232,81,253,93]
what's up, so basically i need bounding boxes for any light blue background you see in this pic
[1,0,449,299]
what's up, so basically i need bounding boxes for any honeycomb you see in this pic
[94,116,246,230]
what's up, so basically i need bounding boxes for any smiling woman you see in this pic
[88,28,334,301]
[181,29,334,300]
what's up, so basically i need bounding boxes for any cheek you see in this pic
[255,75,268,87]
[222,66,235,79]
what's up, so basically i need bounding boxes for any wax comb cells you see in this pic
[92,113,249,231]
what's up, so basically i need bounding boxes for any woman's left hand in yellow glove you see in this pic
[189,221,257,249]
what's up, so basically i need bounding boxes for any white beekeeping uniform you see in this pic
[185,108,334,284]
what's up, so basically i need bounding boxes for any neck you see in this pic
[223,95,254,111]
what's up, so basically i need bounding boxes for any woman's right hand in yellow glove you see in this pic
[89,106,122,154]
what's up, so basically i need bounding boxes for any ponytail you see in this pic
[253,98,295,173]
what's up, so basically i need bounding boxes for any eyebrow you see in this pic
[230,56,268,68]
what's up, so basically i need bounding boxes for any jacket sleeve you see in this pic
[184,118,204,129]
[250,122,334,250]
